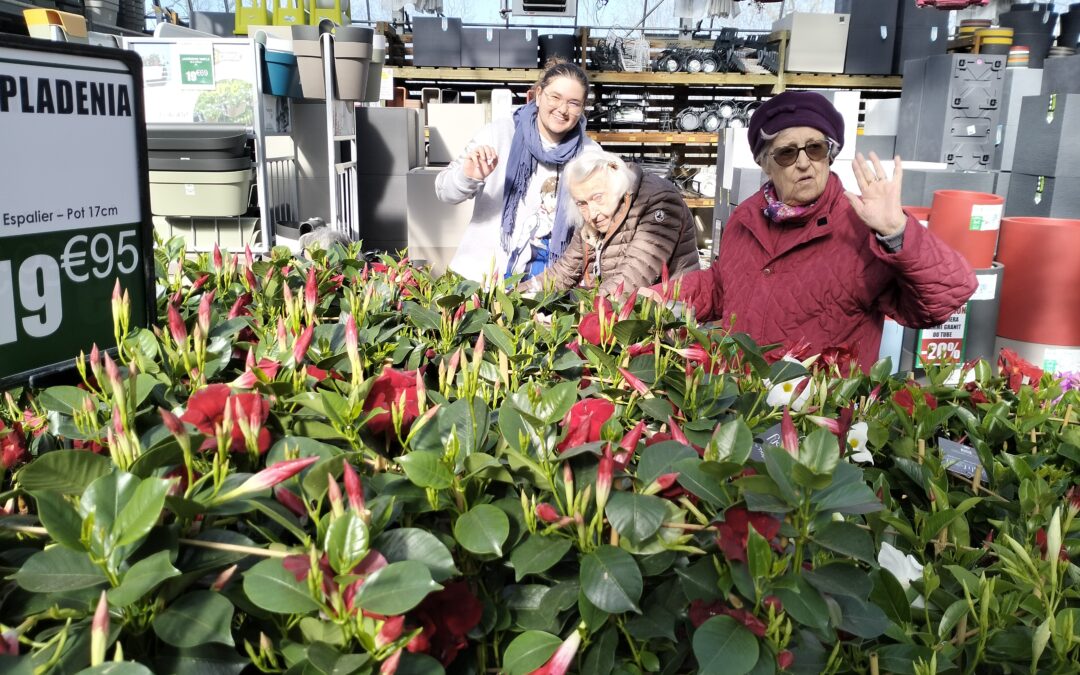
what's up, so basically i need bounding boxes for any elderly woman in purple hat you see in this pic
[645,91,977,371]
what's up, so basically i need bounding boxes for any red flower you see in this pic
[817,345,858,376]
[714,505,782,563]
[964,381,989,405]
[181,384,271,453]
[998,348,1043,393]
[406,581,483,666]
[363,367,420,438]
[557,399,615,453]
[1,420,28,470]
[578,297,615,346]
[892,387,938,416]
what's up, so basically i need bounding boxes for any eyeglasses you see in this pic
[542,90,584,114]
[769,139,833,167]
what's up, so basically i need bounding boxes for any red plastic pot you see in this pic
[927,190,1003,269]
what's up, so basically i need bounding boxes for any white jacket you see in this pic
[435,117,597,282]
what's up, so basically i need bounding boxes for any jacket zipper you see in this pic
[593,240,604,282]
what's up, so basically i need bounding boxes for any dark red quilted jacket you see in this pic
[674,174,978,370]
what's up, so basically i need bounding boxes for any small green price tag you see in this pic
[179,54,214,86]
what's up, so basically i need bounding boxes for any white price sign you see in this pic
[0,36,152,386]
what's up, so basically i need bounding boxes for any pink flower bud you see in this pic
[210,564,238,591]
[228,293,252,319]
[212,456,319,503]
[327,473,344,515]
[103,352,123,392]
[653,472,679,492]
[528,628,582,675]
[618,288,638,321]
[212,243,223,271]
[781,407,799,457]
[596,446,614,513]
[112,405,125,435]
[304,266,318,316]
[292,324,314,364]
[159,407,186,437]
[168,303,188,344]
[90,590,108,666]
[191,274,210,292]
[536,503,561,523]
[197,290,214,337]
[619,420,646,454]
[274,485,307,517]
[379,650,402,675]
[245,245,254,268]
[376,615,404,649]
[618,367,650,395]
[276,317,289,346]
[342,461,366,513]
[667,416,690,446]
[345,314,359,357]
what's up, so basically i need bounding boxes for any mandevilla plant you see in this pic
[0,238,1078,675]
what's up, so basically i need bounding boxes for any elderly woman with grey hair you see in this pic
[522,147,700,295]
[644,90,977,372]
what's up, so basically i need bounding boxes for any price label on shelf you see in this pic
[0,36,153,388]
[916,303,968,367]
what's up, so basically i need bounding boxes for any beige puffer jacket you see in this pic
[537,164,700,295]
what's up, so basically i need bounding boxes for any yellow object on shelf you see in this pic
[307,0,343,26]
[272,0,305,27]
[234,0,270,35]
[22,8,88,41]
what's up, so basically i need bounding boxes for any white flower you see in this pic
[846,422,873,464]
[766,376,814,412]
[877,542,926,609]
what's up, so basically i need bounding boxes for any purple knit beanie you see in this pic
[747,91,844,158]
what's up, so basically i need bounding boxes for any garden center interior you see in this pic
[1,0,1080,673]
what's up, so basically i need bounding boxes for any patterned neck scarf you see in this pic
[761,182,823,223]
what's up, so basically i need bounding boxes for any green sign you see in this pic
[179,53,214,86]
[0,36,154,388]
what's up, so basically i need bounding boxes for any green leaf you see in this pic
[355,561,442,616]
[638,441,699,486]
[265,436,341,469]
[612,319,652,346]
[798,428,840,476]
[580,545,642,614]
[396,652,446,675]
[710,418,753,464]
[108,550,181,607]
[533,381,579,425]
[76,664,156,675]
[693,615,760,675]
[114,477,172,548]
[804,563,872,599]
[16,450,112,494]
[582,625,618,675]
[153,590,235,648]
[746,527,773,581]
[675,557,725,602]
[373,528,459,582]
[38,385,93,415]
[812,521,876,565]
[404,302,441,332]
[298,617,346,647]
[324,511,370,574]
[674,458,729,507]
[33,490,84,551]
[511,535,573,581]
[16,546,108,592]
[397,451,453,490]
[939,598,969,639]
[767,359,807,384]
[483,323,517,357]
[454,504,510,556]
[626,606,677,641]
[243,558,320,614]
[501,631,561,675]
[773,575,829,633]
[870,568,911,625]
[834,594,890,638]
[80,471,139,534]
[605,492,667,546]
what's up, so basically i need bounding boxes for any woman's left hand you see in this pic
[845,152,908,237]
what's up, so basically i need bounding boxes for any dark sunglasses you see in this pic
[769,139,833,167]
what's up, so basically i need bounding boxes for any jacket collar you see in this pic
[743,173,843,263]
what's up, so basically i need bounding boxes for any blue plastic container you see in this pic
[264,49,299,97]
